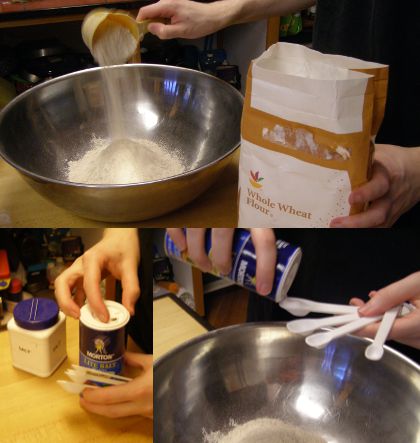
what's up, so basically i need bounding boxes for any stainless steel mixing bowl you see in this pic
[155,323,420,443]
[0,64,243,222]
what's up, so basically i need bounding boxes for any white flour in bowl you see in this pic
[203,418,325,443]
[75,19,183,185]
[66,136,186,184]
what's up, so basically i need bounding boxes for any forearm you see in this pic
[215,0,316,27]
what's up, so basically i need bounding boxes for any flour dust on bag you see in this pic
[238,43,388,227]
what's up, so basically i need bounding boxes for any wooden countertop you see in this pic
[0,150,239,228]
[153,295,210,360]
[0,316,153,442]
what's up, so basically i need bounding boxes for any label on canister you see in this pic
[79,301,130,373]
[165,229,302,302]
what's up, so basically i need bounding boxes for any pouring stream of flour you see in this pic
[67,10,185,185]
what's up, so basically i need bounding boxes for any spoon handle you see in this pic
[71,364,133,382]
[365,306,400,361]
[65,370,127,386]
[287,313,360,335]
[305,315,382,349]
[280,297,358,316]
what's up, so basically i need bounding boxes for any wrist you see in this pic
[209,0,242,28]
[404,147,420,205]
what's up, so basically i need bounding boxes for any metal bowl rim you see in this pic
[153,321,420,372]
[0,64,243,189]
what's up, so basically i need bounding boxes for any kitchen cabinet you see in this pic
[0,1,147,28]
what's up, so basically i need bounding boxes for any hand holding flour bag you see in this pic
[238,43,388,227]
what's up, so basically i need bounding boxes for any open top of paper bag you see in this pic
[252,43,387,135]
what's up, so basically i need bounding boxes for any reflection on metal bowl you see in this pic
[0,64,243,222]
[155,323,420,443]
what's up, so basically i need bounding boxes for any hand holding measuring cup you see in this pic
[82,8,167,65]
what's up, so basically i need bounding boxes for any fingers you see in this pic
[349,297,365,308]
[330,195,392,228]
[124,352,153,370]
[385,312,420,342]
[82,381,136,406]
[82,251,109,323]
[349,161,390,206]
[54,259,84,318]
[81,358,154,419]
[352,273,420,348]
[209,229,235,275]
[81,367,153,417]
[250,229,276,296]
[167,228,187,251]
[351,322,380,339]
[72,281,85,308]
[120,261,140,316]
[186,228,211,272]
[80,396,144,419]
[147,22,187,40]
[330,161,392,228]
[359,272,420,316]
[137,1,174,21]
[354,312,420,348]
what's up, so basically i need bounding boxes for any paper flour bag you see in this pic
[238,43,388,227]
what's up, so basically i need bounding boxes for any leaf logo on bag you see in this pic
[249,170,264,189]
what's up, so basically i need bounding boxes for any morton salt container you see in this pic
[7,298,67,377]
[79,300,130,374]
[165,229,302,303]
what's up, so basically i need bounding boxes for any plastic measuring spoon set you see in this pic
[280,297,412,361]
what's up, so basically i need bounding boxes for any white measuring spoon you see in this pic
[65,369,127,386]
[305,315,382,349]
[57,380,99,395]
[279,297,359,317]
[71,364,132,382]
[287,312,360,335]
[365,306,400,361]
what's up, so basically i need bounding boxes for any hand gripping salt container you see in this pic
[165,229,302,303]
[7,298,67,377]
[79,300,130,374]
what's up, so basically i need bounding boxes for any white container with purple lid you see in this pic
[7,298,67,377]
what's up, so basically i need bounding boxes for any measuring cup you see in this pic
[82,8,164,62]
